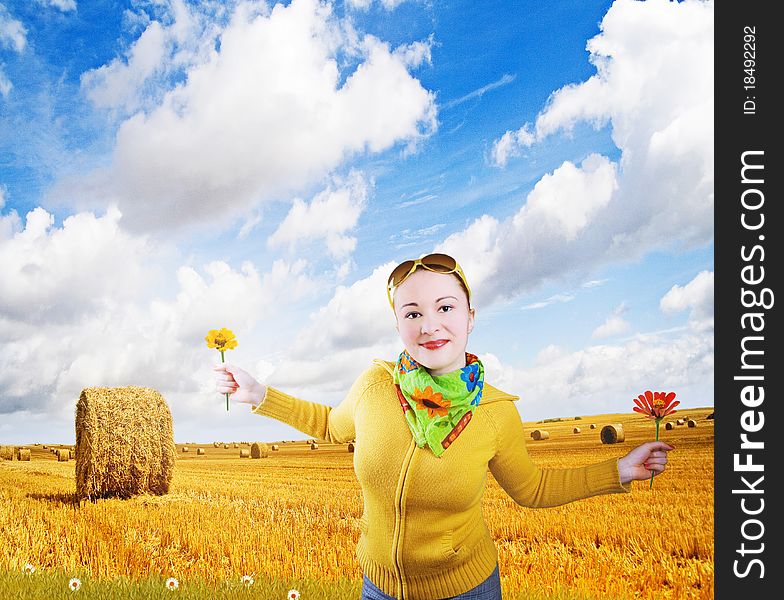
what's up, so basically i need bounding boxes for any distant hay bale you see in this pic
[530,430,549,441]
[57,448,70,461]
[573,427,581,434]
[600,424,625,444]
[0,446,14,461]
[348,442,355,452]
[687,419,697,428]
[665,421,674,430]
[75,386,176,501]
[213,442,220,448]
[589,424,596,429]
[17,448,31,461]
[234,443,239,448]
[676,419,684,425]
[196,448,205,455]
[310,442,319,450]
[271,444,279,451]
[223,444,230,449]
[250,442,269,458]
[43,445,48,450]
[182,447,189,453]
[239,449,250,458]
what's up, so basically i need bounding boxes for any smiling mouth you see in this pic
[420,340,449,350]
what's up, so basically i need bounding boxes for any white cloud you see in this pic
[592,303,630,338]
[70,0,436,234]
[267,171,370,260]
[0,6,26,53]
[0,69,11,97]
[36,0,77,12]
[482,328,713,420]
[443,73,516,111]
[660,270,714,331]
[490,124,534,167]
[0,205,158,325]
[81,20,168,111]
[520,293,575,311]
[0,3,25,95]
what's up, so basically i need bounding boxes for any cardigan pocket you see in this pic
[441,517,479,560]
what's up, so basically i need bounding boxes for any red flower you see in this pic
[633,390,679,420]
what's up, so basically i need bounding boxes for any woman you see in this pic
[214,253,673,600]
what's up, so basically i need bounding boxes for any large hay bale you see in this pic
[17,448,31,461]
[196,448,206,455]
[600,424,625,444]
[239,449,250,458]
[0,446,14,461]
[530,430,549,440]
[573,427,581,434]
[181,446,189,453]
[250,442,269,458]
[57,448,70,461]
[348,442,355,452]
[271,444,279,451]
[665,421,674,430]
[76,386,176,501]
[676,419,684,425]
[687,419,697,428]
[589,424,596,429]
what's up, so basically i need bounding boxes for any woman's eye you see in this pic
[405,312,421,319]
[439,305,453,312]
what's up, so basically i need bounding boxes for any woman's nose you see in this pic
[420,315,440,334]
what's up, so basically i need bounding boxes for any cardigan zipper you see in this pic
[392,440,416,600]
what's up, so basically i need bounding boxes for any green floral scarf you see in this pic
[392,349,484,458]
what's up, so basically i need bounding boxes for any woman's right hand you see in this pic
[213,363,267,406]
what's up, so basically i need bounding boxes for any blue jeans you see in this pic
[361,564,502,600]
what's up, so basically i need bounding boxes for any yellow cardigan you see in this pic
[253,359,630,600]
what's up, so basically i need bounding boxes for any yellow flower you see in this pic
[205,328,238,352]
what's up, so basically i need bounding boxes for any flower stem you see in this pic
[221,350,228,411]
[650,419,660,489]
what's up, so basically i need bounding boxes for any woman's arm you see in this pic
[215,362,381,443]
[487,401,632,508]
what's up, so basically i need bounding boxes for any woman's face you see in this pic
[393,268,475,376]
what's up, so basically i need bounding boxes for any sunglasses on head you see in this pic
[386,253,472,309]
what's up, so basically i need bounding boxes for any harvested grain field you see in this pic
[0,408,713,599]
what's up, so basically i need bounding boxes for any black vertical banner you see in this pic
[715,1,781,598]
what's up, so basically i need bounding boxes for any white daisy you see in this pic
[165,577,179,590]
[287,590,300,600]
[23,563,35,574]
[68,577,81,591]
[241,575,254,586]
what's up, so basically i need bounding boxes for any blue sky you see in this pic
[0,0,713,445]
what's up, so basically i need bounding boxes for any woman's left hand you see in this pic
[617,441,674,484]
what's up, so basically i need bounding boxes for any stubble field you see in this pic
[0,408,713,599]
